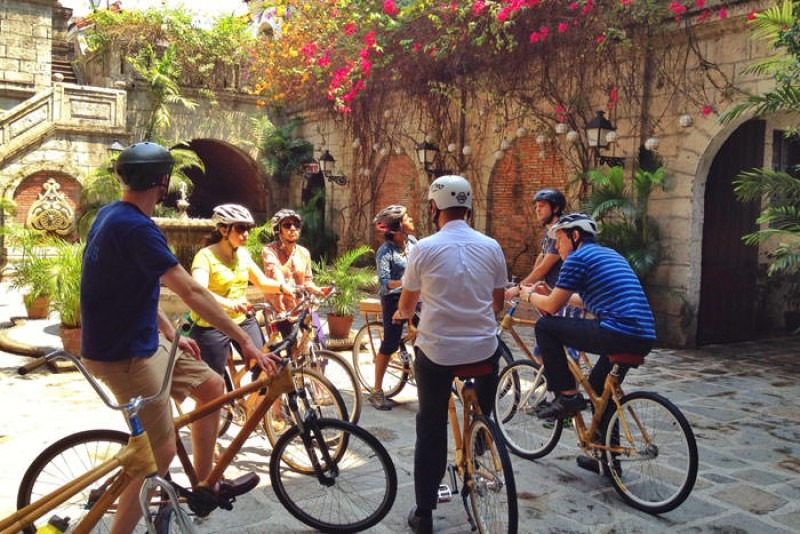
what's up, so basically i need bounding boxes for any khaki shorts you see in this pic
[82,336,217,447]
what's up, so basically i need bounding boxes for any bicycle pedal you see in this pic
[437,484,453,503]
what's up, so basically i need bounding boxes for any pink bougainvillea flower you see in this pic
[694,9,710,22]
[669,2,687,15]
[343,23,357,36]
[718,8,727,19]
[596,34,605,44]
[702,105,713,116]
[558,22,568,33]
[695,0,704,7]
[364,31,377,47]
[472,1,487,15]
[383,0,398,16]
[747,9,757,20]
[608,86,618,108]
[620,0,634,5]
[497,6,511,21]
[413,42,421,52]
[569,2,578,10]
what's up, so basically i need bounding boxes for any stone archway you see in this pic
[176,139,269,222]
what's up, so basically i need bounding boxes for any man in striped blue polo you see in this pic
[521,213,656,420]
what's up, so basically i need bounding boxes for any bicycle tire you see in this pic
[467,415,518,534]
[270,417,398,533]
[17,429,130,534]
[307,348,362,425]
[496,336,516,370]
[264,369,347,458]
[602,391,698,514]
[494,360,562,460]
[352,320,410,398]
[154,502,195,534]
[217,369,235,436]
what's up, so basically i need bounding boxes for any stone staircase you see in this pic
[51,42,79,85]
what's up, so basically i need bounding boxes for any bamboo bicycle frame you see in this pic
[447,380,499,492]
[0,363,298,534]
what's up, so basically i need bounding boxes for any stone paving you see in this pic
[1,282,800,533]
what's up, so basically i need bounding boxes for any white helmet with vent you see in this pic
[428,175,472,210]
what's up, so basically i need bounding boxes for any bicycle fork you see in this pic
[290,389,338,488]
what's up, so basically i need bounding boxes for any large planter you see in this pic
[326,314,354,340]
[60,324,82,356]
[24,294,50,320]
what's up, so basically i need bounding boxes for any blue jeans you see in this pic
[413,346,500,513]
[535,316,653,395]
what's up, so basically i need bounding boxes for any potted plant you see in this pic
[313,245,377,339]
[48,240,84,354]
[4,225,57,319]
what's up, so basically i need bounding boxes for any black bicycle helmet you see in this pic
[271,208,302,234]
[373,205,407,232]
[533,188,566,214]
[114,142,175,191]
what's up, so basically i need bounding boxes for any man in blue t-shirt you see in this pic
[81,142,280,533]
[522,213,656,470]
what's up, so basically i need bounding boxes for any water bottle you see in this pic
[36,515,70,534]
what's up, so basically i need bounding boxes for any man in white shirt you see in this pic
[394,175,507,534]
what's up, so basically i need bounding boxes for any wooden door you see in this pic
[696,120,764,344]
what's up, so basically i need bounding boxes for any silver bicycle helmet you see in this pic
[373,205,407,232]
[271,208,302,234]
[428,175,472,210]
[547,212,598,239]
[211,204,255,226]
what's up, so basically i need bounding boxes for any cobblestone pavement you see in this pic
[1,283,800,533]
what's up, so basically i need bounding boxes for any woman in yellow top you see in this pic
[189,204,294,375]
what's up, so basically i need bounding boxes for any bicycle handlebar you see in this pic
[251,285,336,324]
[37,318,189,414]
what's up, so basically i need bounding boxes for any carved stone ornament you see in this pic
[26,178,75,236]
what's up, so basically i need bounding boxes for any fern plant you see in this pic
[582,163,667,281]
[313,245,377,317]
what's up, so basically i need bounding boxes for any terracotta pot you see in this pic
[326,314,354,340]
[59,324,82,356]
[24,295,50,320]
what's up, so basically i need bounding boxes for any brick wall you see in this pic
[371,153,422,246]
[489,136,569,280]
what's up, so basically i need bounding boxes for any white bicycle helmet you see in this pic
[547,212,598,239]
[428,175,472,210]
[211,204,255,226]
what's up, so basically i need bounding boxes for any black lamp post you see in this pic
[416,140,449,178]
[319,149,347,185]
[585,111,624,167]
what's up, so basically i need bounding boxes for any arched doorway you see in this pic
[696,120,764,344]
[176,139,268,221]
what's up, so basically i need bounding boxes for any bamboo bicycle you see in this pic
[495,325,698,514]
[8,309,397,533]
[436,361,518,534]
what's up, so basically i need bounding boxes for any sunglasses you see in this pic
[281,221,302,230]
[232,224,253,234]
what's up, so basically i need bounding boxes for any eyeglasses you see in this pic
[232,224,253,234]
[281,221,302,230]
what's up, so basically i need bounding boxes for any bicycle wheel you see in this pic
[217,369,236,436]
[154,502,195,534]
[602,391,698,514]
[264,369,347,453]
[467,415,518,534]
[307,348,362,425]
[270,417,398,533]
[496,337,515,371]
[494,360,562,460]
[17,429,129,534]
[352,320,410,398]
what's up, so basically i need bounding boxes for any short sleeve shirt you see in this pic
[402,220,507,365]
[190,247,259,327]
[261,241,314,312]
[81,201,179,361]
[556,243,656,340]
